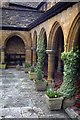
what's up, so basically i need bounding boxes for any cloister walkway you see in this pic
[0,68,70,119]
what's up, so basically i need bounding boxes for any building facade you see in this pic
[0,1,80,83]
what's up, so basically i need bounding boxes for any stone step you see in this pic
[65,107,80,120]
[0,106,43,119]
[0,106,70,119]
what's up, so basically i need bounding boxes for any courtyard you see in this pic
[0,68,70,119]
[0,1,80,119]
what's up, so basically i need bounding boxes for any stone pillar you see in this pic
[31,47,37,65]
[46,50,55,84]
[57,48,62,72]
[25,47,31,64]
[1,46,5,64]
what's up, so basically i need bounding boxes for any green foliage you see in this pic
[35,62,44,81]
[35,36,46,81]
[30,65,34,72]
[46,88,61,98]
[37,36,46,67]
[25,63,31,68]
[59,47,80,98]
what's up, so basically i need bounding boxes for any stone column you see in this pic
[25,47,31,64]
[1,46,5,64]
[57,48,62,72]
[31,47,37,65]
[46,50,55,84]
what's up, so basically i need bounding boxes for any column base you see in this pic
[47,81,55,89]
[0,63,6,69]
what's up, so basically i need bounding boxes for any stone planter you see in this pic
[63,97,76,109]
[35,80,48,91]
[16,64,21,70]
[24,67,30,73]
[28,71,37,80]
[45,94,63,110]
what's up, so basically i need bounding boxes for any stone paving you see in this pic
[0,68,71,119]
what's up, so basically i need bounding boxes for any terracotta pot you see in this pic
[45,94,64,110]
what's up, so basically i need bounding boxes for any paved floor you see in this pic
[0,68,71,119]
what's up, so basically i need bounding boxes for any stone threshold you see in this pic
[65,107,80,120]
[0,106,43,119]
[0,106,70,119]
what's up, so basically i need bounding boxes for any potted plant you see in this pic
[24,62,31,73]
[28,64,37,80]
[34,36,48,91]
[58,47,80,108]
[35,63,48,91]
[45,87,64,110]
[16,64,20,70]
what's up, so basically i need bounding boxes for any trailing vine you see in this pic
[58,47,80,98]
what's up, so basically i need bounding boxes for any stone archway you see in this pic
[39,28,48,78]
[32,30,37,65]
[75,27,80,48]
[5,35,25,67]
[67,13,80,51]
[47,22,64,83]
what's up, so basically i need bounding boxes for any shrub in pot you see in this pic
[35,63,47,91]
[45,87,64,110]
[58,47,80,108]
[28,64,37,80]
[34,36,48,91]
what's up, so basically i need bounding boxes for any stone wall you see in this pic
[0,30,32,64]
[0,2,79,71]
[30,2,80,82]
[30,2,79,52]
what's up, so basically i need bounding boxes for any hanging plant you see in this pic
[58,47,80,98]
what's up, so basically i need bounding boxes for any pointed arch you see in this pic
[48,21,64,50]
[39,27,47,48]
[39,27,46,37]
[47,21,64,82]
[4,32,26,48]
[33,30,37,48]
[67,13,80,51]
[5,35,26,67]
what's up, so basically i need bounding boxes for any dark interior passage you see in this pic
[5,36,25,67]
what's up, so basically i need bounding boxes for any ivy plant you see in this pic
[58,47,80,98]
[35,35,46,82]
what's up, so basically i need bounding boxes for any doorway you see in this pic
[5,36,25,67]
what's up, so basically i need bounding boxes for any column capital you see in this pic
[31,47,36,51]
[46,49,55,54]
